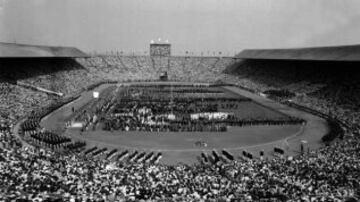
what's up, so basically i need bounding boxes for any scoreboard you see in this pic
[150,43,171,57]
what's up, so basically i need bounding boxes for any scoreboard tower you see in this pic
[150,40,171,57]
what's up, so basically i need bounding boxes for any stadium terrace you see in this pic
[0,43,359,201]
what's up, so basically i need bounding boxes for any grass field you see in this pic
[41,83,327,164]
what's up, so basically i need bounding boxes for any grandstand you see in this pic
[0,43,91,120]
[232,45,360,132]
[0,42,359,201]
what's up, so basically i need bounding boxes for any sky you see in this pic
[1,0,360,55]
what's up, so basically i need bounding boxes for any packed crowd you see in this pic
[0,56,235,102]
[0,55,359,201]
[74,56,234,85]
[1,116,358,201]
[0,82,55,121]
[227,59,360,135]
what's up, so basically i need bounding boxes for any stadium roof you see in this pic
[237,44,360,62]
[0,42,88,58]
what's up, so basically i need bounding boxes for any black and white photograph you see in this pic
[0,0,359,201]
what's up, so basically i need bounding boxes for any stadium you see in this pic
[1,1,360,201]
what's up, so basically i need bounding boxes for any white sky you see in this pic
[1,0,360,55]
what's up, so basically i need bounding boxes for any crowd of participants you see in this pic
[21,122,73,150]
[71,86,303,133]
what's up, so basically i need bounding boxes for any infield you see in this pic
[41,82,328,164]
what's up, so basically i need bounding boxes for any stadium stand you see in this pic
[0,43,359,201]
